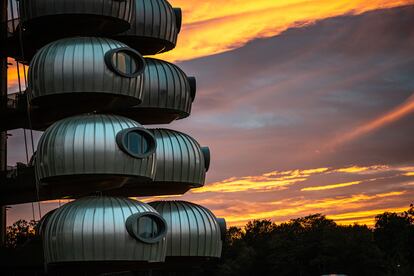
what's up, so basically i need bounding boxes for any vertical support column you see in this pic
[0,0,8,247]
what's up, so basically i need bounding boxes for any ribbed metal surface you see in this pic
[19,0,134,35]
[117,58,195,124]
[29,37,145,112]
[35,114,156,195]
[151,129,207,188]
[150,201,223,258]
[43,197,167,264]
[115,0,181,55]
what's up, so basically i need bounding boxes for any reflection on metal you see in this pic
[29,37,146,115]
[43,197,167,265]
[117,58,196,124]
[115,0,181,55]
[150,201,224,259]
[35,114,156,197]
[19,0,134,36]
[35,209,56,237]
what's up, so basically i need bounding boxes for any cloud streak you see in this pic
[160,0,412,61]
[328,93,414,148]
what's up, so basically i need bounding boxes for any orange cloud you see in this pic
[329,207,408,226]
[333,165,389,174]
[223,191,407,225]
[192,165,393,194]
[302,181,362,192]
[160,0,412,62]
[7,58,27,93]
[193,167,330,194]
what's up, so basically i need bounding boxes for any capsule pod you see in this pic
[43,197,167,270]
[115,0,182,55]
[150,201,224,261]
[106,129,209,196]
[117,58,196,124]
[19,0,134,36]
[28,37,146,121]
[35,114,156,197]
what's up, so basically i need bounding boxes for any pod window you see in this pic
[105,48,145,78]
[116,128,156,159]
[126,213,167,244]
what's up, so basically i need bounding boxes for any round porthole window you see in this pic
[116,127,156,159]
[105,47,146,78]
[126,213,167,244]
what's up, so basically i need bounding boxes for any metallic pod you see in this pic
[35,114,156,197]
[150,201,225,261]
[28,37,146,121]
[106,129,209,197]
[115,0,182,55]
[117,58,196,124]
[42,197,167,270]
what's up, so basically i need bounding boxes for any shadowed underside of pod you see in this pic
[150,201,224,264]
[35,114,156,198]
[20,0,133,36]
[115,0,182,55]
[105,129,209,197]
[116,58,196,124]
[42,197,167,272]
[28,37,146,123]
[5,0,135,63]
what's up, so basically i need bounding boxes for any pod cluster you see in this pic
[11,0,226,271]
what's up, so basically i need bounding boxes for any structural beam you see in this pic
[0,0,9,247]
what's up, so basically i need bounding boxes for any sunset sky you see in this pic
[6,0,414,227]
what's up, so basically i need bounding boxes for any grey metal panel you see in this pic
[150,201,223,258]
[115,0,181,55]
[28,37,145,112]
[19,0,134,35]
[117,58,195,124]
[35,114,156,194]
[43,197,167,264]
[151,129,207,188]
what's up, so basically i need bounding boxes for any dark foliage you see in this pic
[196,204,414,276]
[5,219,37,248]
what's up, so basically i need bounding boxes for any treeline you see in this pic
[196,205,414,276]
[6,205,414,276]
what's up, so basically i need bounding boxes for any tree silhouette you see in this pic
[6,219,37,248]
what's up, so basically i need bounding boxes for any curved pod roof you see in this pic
[28,37,146,118]
[19,0,134,36]
[43,197,167,267]
[150,201,223,260]
[115,0,181,55]
[35,114,156,197]
[106,129,209,196]
[117,58,196,124]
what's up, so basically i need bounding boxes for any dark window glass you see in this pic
[112,51,138,76]
[105,48,144,78]
[137,215,160,240]
[126,213,166,243]
[124,131,150,156]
